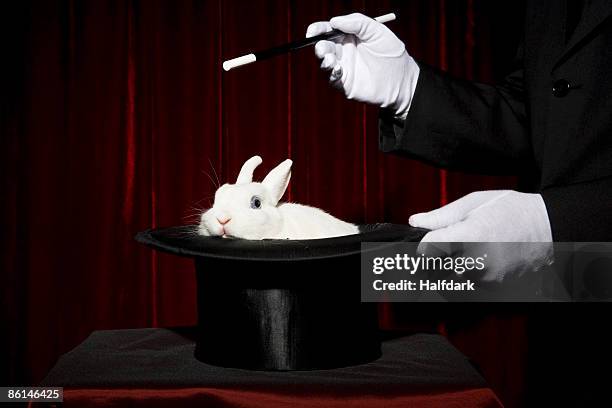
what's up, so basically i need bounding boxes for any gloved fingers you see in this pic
[418,211,491,259]
[415,241,455,259]
[409,191,506,230]
[320,53,337,70]
[315,40,337,59]
[306,21,333,38]
[335,42,343,59]
[330,13,377,41]
[417,219,480,254]
[329,63,343,83]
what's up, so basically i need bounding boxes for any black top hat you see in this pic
[136,223,427,371]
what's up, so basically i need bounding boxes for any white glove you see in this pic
[306,13,420,119]
[409,191,554,282]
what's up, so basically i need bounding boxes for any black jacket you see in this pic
[379,0,612,241]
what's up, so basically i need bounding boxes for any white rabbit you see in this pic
[198,155,359,240]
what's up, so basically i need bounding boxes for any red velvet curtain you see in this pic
[2,0,525,405]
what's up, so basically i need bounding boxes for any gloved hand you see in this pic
[409,190,554,282]
[306,13,420,119]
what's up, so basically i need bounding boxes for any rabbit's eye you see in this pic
[250,196,262,209]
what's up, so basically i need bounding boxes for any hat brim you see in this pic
[135,223,428,262]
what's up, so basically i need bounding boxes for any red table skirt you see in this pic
[33,387,500,407]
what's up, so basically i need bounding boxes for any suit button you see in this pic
[552,79,571,97]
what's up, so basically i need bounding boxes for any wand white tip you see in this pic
[223,53,257,71]
[374,13,396,24]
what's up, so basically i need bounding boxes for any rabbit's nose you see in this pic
[216,214,231,225]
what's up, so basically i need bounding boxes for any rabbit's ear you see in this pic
[236,155,263,184]
[262,159,292,204]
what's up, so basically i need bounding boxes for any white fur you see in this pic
[273,203,359,239]
[198,156,359,240]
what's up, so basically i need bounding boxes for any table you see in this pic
[38,327,502,407]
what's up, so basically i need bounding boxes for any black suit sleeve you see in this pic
[541,176,612,241]
[379,53,533,175]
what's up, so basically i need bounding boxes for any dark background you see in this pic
[1,0,527,406]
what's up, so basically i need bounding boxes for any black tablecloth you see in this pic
[42,328,486,391]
